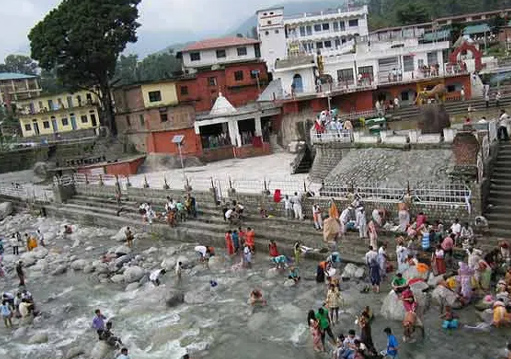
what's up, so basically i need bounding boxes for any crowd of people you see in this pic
[137,194,197,226]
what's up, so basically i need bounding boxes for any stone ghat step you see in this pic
[490,173,511,181]
[48,203,374,265]
[66,197,324,238]
[71,193,319,232]
[489,184,511,191]
[62,201,377,259]
[490,228,511,238]
[485,212,511,221]
[486,204,511,213]
[487,219,511,231]
[488,196,511,205]
[488,191,511,200]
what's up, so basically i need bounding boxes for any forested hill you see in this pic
[366,0,511,29]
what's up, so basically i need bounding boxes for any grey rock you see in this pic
[65,347,84,359]
[83,265,95,274]
[125,282,140,291]
[165,291,185,307]
[51,264,67,276]
[110,274,124,283]
[70,259,87,271]
[89,341,113,359]
[114,254,133,268]
[0,202,13,220]
[28,332,48,344]
[123,266,145,283]
[115,245,131,255]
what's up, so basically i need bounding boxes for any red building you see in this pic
[176,37,270,112]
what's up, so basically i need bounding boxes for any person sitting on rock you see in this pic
[288,266,300,284]
[98,321,123,348]
[63,225,73,235]
[249,289,266,306]
[391,273,408,294]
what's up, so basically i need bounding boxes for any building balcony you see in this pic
[288,29,363,43]
[284,5,367,24]
[17,100,99,117]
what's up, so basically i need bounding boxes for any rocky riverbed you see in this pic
[0,211,508,359]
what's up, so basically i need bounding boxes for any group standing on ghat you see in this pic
[1,185,511,359]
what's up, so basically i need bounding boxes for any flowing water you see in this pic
[0,214,507,359]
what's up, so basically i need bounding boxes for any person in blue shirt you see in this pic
[0,300,12,328]
[117,347,129,359]
[383,327,398,358]
[231,230,240,253]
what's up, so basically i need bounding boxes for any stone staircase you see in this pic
[309,144,346,182]
[388,95,511,122]
[54,187,394,265]
[486,143,511,237]
[291,146,313,174]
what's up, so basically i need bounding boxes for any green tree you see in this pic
[0,55,38,75]
[395,3,430,25]
[114,54,140,86]
[28,0,141,135]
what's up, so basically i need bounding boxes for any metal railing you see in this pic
[319,182,470,205]
[311,130,353,144]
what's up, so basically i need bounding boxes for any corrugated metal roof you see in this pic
[421,29,451,42]
[463,24,490,35]
[0,72,37,80]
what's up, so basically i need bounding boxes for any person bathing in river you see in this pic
[92,309,107,333]
[288,265,300,283]
[272,254,289,269]
[99,321,123,348]
[269,239,279,257]
[150,268,166,286]
[249,289,266,306]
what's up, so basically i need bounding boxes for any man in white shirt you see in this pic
[365,246,378,267]
[292,192,303,220]
[450,218,462,239]
[149,268,166,286]
[498,109,510,141]
[339,207,351,234]
[175,261,182,284]
[36,229,45,247]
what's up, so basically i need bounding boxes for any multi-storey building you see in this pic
[0,73,42,108]
[113,80,200,156]
[257,5,369,72]
[17,90,100,138]
[176,36,269,113]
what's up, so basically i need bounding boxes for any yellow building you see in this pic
[141,81,178,109]
[17,90,100,138]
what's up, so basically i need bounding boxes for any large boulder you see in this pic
[111,227,128,243]
[33,162,53,179]
[165,291,185,307]
[110,274,125,283]
[431,285,462,308]
[161,257,176,271]
[402,265,429,282]
[380,281,430,321]
[114,254,133,268]
[115,246,131,256]
[65,347,84,359]
[123,266,145,283]
[89,341,113,359]
[28,332,48,344]
[71,259,88,271]
[20,252,38,267]
[176,255,190,267]
[125,282,140,291]
[51,264,67,276]
[32,246,49,259]
[83,265,95,274]
[341,263,365,279]
[0,202,13,220]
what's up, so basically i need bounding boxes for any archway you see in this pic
[449,41,482,71]
[292,74,303,93]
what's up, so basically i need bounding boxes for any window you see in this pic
[267,20,272,25]
[275,29,279,34]
[333,22,339,31]
[81,115,88,123]
[418,59,424,68]
[337,68,354,83]
[190,52,201,61]
[62,118,69,126]
[216,49,226,58]
[358,66,374,81]
[25,124,31,131]
[401,91,410,101]
[427,51,438,66]
[340,21,345,31]
[314,24,322,32]
[126,115,131,127]
[76,95,82,106]
[180,86,189,96]
[316,42,323,49]
[324,40,332,48]
[159,109,168,123]
[43,121,50,129]
[265,31,269,36]
[48,99,54,110]
[66,96,73,108]
[349,19,359,27]
[148,90,162,102]
[403,55,414,72]
[335,39,341,47]
[255,43,261,58]
[234,70,244,81]
[237,47,247,56]
[38,101,43,111]
[208,77,217,86]
[300,26,306,36]
[306,25,312,35]
[250,70,260,79]
[322,23,330,31]
[139,114,145,126]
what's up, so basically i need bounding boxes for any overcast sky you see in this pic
[0,0,318,61]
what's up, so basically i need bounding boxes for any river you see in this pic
[0,213,507,359]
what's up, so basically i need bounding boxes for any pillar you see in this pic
[228,120,242,147]
[255,115,262,136]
